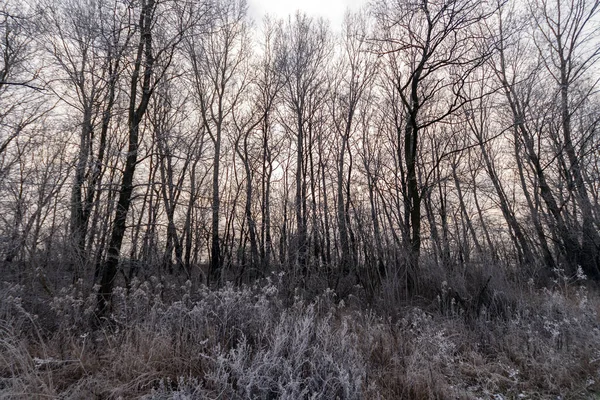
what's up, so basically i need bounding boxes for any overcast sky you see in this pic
[247,0,368,30]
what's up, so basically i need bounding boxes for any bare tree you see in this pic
[96,0,189,318]
[41,0,135,279]
[375,0,494,288]
[329,10,378,280]
[486,0,600,279]
[530,0,600,278]
[280,13,331,278]
[0,1,46,162]
[186,0,250,285]
[255,18,286,271]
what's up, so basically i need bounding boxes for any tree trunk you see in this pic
[96,0,157,319]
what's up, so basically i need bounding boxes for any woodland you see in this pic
[1,0,600,398]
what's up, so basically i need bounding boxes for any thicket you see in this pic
[1,262,600,399]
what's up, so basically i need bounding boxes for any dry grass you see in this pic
[1,274,599,399]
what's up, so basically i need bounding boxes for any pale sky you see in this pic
[247,0,368,30]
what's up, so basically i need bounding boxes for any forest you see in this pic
[1,0,600,397]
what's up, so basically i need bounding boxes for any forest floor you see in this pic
[1,272,600,399]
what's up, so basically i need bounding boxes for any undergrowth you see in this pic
[1,272,599,399]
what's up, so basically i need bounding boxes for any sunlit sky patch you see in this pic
[247,0,368,30]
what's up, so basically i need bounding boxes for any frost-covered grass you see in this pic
[1,274,599,399]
